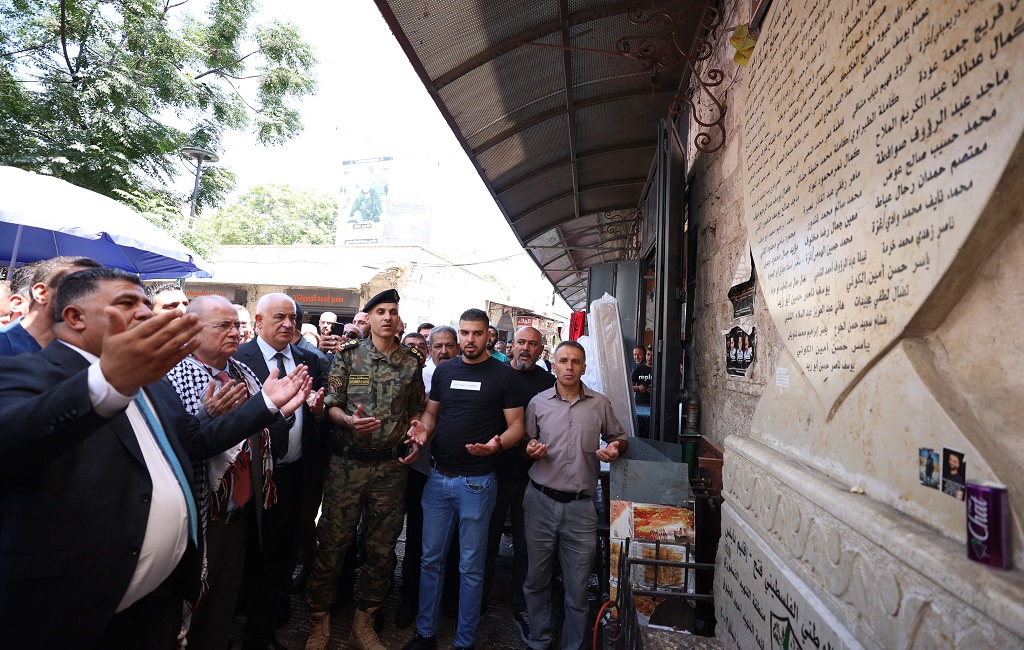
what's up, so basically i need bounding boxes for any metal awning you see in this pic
[374,0,724,309]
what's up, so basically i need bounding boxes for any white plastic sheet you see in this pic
[586,293,636,437]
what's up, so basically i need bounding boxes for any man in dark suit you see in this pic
[0,267,311,649]
[235,292,326,650]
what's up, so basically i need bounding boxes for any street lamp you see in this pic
[180,147,220,219]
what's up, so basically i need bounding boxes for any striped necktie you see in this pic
[134,392,198,545]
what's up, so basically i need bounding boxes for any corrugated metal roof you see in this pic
[374,0,718,309]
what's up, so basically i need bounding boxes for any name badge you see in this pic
[451,380,481,391]
[349,375,371,386]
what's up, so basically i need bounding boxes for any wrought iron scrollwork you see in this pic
[616,3,726,154]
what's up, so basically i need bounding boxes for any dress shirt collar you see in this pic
[255,335,291,364]
[548,382,595,404]
[57,339,99,363]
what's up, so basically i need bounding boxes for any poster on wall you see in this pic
[941,448,966,501]
[918,447,940,489]
[726,326,756,376]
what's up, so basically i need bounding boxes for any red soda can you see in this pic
[966,481,1011,569]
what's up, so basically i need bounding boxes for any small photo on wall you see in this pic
[941,448,966,500]
[919,447,939,489]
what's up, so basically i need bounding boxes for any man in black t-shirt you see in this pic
[631,347,653,406]
[484,326,555,643]
[403,309,525,650]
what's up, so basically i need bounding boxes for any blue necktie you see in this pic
[134,393,198,545]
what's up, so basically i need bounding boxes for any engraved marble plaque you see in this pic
[743,0,1024,410]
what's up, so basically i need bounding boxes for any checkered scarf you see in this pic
[166,355,277,522]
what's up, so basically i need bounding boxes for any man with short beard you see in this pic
[484,326,555,643]
[403,309,524,650]
[486,325,508,362]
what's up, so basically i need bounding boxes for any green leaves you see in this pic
[0,0,317,218]
[197,184,338,246]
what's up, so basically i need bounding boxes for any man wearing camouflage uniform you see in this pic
[304,288,425,650]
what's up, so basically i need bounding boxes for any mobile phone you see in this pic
[330,322,347,337]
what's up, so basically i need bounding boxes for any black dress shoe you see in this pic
[395,596,416,629]
[291,562,311,592]
[401,633,437,650]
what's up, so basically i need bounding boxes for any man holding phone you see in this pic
[305,289,426,650]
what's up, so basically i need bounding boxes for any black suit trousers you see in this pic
[242,461,303,643]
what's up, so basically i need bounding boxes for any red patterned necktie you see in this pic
[215,370,251,508]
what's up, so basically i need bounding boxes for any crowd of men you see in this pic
[0,257,629,650]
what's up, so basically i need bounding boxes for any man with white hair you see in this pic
[235,292,327,650]
[166,295,291,649]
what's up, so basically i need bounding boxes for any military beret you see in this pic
[363,288,400,312]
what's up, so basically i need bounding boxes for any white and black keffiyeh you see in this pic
[167,355,277,522]
[167,353,277,639]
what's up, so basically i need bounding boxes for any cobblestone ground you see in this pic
[230,529,722,650]
[231,529,531,650]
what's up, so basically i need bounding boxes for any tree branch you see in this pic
[221,75,260,113]
[59,0,77,78]
[0,42,51,58]
[193,49,259,81]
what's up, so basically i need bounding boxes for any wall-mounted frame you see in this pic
[750,0,774,30]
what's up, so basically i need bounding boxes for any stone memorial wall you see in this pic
[706,0,1024,646]
[744,0,1023,412]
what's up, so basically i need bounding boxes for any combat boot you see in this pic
[305,611,330,650]
[350,606,387,650]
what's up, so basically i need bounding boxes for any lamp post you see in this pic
[180,147,220,220]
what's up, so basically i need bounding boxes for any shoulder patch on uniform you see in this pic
[339,338,361,352]
[408,345,426,365]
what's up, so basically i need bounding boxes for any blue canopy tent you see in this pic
[0,166,212,279]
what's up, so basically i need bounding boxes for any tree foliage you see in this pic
[0,0,317,214]
[198,184,338,246]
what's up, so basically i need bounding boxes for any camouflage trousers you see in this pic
[306,455,408,612]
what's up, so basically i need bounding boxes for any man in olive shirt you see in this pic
[305,289,425,650]
[523,340,628,650]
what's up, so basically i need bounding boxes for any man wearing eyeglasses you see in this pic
[165,295,294,649]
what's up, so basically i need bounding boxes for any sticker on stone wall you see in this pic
[942,448,966,501]
[918,447,940,489]
[726,326,756,376]
[776,367,790,388]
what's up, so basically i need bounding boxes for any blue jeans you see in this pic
[416,468,497,647]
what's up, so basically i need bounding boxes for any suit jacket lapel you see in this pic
[238,341,270,382]
[45,342,150,468]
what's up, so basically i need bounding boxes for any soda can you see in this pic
[966,481,1011,569]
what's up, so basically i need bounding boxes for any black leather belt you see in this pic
[429,459,460,477]
[333,441,405,462]
[532,479,589,503]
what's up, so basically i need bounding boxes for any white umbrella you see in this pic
[0,166,213,279]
